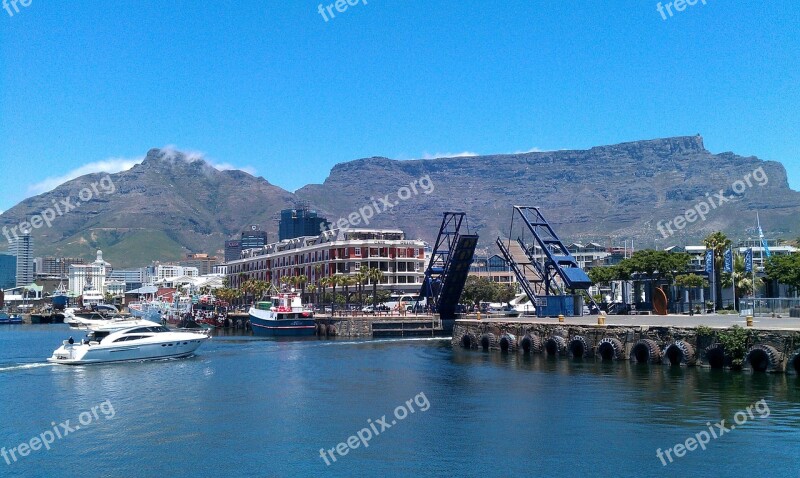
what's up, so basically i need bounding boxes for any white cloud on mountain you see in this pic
[26,148,257,196]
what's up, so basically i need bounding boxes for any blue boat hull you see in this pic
[249,315,316,337]
[52,295,69,310]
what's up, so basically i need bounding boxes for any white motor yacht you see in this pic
[48,324,210,365]
[64,308,162,331]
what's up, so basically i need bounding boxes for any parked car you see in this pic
[362,304,390,313]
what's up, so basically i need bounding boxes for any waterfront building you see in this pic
[736,239,797,271]
[10,232,33,287]
[567,243,611,270]
[34,256,85,277]
[68,250,110,295]
[152,265,199,282]
[106,280,126,297]
[279,207,330,241]
[180,253,219,276]
[226,228,426,295]
[469,253,514,283]
[108,268,147,291]
[0,253,16,290]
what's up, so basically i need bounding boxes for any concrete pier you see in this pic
[452,314,800,373]
[315,314,445,338]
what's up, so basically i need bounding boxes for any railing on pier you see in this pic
[739,298,800,317]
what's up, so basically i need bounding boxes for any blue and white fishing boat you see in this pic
[248,293,315,336]
[51,281,69,310]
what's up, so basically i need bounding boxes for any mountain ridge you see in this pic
[2,136,798,268]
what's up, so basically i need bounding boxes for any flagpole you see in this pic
[731,246,737,311]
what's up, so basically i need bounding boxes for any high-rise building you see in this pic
[224,226,269,263]
[0,253,16,290]
[224,240,242,263]
[279,208,329,241]
[241,225,268,250]
[10,232,33,287]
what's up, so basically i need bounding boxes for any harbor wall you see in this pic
[315,316,445,338]
[452,320,800,374]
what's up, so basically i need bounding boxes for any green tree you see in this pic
[704,231,732,309]
[622,250,690,281]
[674,273,707,314]
[492,282,516,304]
[461,276,497,306]
[764,253,800,294]
[587,265,621,286]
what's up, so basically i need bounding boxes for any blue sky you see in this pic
[1,0,798,212]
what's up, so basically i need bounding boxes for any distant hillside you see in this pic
[0,149,296,267]
[1,137,798,268]
[296,136,800,247]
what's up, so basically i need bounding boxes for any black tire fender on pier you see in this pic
[704,343,726,369]
[664,340,697,366]
[499,333,517,353]
[460,333,477,349]
[519,334,542,354]
[597,337,624,361]
[545,335,566,356]
[568,336,590,358]
[480,333,497,351]
[791,352,800,374]
[630,339,662,364]
[746,344,784,373]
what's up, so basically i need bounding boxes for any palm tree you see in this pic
[295,275,308,302]
[254,280,270,302]
[279,275,292,292]
[354,271,367,307]
[704,231,732,310]
[722,253,755,307]
[342,275,356,315]
[366,267,384,310]
[306,284,317,307]
[319,277,332,314]
[330,275,341,315]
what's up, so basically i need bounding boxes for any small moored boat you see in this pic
[248,293,315,337]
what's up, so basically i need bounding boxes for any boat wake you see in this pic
[0,362,56,373]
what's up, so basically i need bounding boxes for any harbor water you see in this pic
[1,325,799,477]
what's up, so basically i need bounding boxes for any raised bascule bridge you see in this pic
[495,205,598,318]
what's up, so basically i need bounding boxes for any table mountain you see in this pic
[1,136,797,268]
